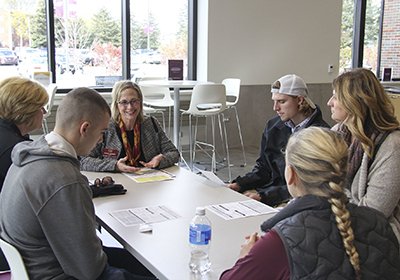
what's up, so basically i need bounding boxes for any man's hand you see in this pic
[227,182,240,191]
[116,156,141,173]
[244,191,262,201]
[239,232,259,258]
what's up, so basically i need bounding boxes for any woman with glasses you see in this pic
[327,68,400,243]
[0,76,48,272]
[80,80,179,172]
[220,127,400,280]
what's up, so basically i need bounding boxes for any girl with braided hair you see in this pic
[220,127,400,280]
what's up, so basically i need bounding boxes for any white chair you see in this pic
[222,78,246,167]
[142,105,166,131]
[181,84,231,180]
[0,239,29,280]
[42,83,57,134]
[140,85,174,135]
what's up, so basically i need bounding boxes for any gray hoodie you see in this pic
[0,136,107,280]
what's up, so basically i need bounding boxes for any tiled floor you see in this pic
[180,146,259,183]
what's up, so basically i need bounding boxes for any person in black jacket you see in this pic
[227,74,330,206]
[0,77,49,192]
[0,77,48,272]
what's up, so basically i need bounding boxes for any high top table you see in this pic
[84,166,276,280]
[139,80,211,148]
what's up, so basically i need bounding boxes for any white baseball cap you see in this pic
[271,74,316,109]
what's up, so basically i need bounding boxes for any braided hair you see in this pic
[286,127,361,279]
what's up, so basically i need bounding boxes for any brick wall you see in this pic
[381,0,400,79]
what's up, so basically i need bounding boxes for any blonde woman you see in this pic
[0,76,48,272]
[221,127,400,280]
[0,77,48,191]
[80,80,179,172]
[328,68,400,242]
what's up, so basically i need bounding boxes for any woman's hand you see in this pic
[139,154,164,169]
[239,232,259,258]
[115,156,141,173]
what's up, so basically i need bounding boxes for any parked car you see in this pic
[56,54,78,74]
[144,51,161,64]
[80,50,95,66]
[0,48,18,65]
[30,56,48,72]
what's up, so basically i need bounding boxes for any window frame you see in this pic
[352,0,399,80]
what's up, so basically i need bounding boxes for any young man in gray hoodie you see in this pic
[0,88,154,280]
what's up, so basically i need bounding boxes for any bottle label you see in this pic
[189,224,211,245]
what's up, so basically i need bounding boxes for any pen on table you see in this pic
[234,209,246,216]
[145,207,154,214]
[128,210,146,223]
[211,205,233,218]
[219,204,230,211]
[159,212,171,220]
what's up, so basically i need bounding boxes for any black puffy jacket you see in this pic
[234,106,329,206]
[261,195,400,279]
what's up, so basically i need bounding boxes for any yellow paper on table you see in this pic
[124,168,174,183]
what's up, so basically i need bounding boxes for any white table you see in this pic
[84,167,276,280]
[139,80,210,148]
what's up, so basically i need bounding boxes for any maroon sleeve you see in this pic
[220,229,290,280]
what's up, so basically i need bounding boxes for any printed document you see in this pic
[207,200,277,220]
[110,205,180,226]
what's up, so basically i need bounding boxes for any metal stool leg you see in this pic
[221,112,232,181]
[233,106,246,166]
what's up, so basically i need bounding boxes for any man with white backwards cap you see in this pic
[227,74,330,206]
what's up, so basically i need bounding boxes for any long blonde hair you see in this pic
[286,127,361,279]
[333,68,399,157]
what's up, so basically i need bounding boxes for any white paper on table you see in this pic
[201,170,226,186]
[110,205,180,227]
[206,200,278,220]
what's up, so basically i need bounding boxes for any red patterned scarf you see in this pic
[119,117,141,166]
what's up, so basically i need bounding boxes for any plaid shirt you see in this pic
[285,109,317,133]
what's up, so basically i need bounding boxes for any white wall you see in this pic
[198,0,343,85]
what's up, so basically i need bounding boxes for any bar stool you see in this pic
[222,78,246,166]
[140,85,174,136]
[180,84,231,180]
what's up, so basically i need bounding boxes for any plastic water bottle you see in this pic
[189,207,212,274]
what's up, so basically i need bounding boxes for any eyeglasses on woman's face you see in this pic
[117,99,141,107]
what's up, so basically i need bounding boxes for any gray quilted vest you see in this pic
[262,195,400,280]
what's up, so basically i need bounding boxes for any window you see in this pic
[0,0,192,89]
[379,0,400,80]
[341,0,400,80]
[130,0,188,82]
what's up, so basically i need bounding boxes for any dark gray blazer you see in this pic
[80,116,180,171]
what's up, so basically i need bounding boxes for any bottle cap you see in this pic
[195,207,205,215]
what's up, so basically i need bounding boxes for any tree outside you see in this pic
[1,0,189,85]
[340,0,381,73]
